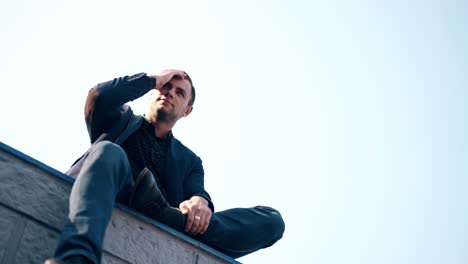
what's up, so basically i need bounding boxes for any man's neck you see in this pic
[144,115,174,138]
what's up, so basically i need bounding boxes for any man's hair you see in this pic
[184,72,196,106]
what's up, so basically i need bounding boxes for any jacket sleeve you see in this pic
[84,73,156,143]
[183,156,215,212]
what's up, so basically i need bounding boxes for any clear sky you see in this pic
[1,0,467,263]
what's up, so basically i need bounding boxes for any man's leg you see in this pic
[197,206,285,258]
[53,141,134,264]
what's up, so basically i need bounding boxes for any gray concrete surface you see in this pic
[0,142,240,264]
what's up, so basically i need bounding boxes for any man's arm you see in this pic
[84,73,155,143]
[179,156,214,235]
[84,70,186,143]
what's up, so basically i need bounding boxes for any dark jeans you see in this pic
[55,141,285,263]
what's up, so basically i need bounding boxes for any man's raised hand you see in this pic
[152,69,186,91]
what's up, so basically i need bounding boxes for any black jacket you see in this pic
[66,73,214,211]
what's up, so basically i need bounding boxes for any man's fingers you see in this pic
[173,71,186,80]
[192,207,211,235]
[188,207,207,235]
[188,214,200,234]
[199,208,211,235]
[154,69,187,90]
[189,210,203,235]
[193,213,205,235]
[185,211,195,232]
[179,202,189,214]
[200,213,211,235]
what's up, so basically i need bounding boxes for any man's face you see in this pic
[149,77,193,122]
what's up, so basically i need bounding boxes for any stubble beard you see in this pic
[156,107,178,123]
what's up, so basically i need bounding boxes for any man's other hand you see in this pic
[152,69,186,90]
[179,196,212,235]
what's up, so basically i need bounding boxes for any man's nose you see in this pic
[163,87,174,98]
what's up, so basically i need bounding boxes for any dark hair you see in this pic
[183,72,196,106]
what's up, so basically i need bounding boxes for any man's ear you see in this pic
[183,106,193,117]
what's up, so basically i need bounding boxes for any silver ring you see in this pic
[195,215,201,220]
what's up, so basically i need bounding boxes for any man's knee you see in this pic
[89,141,127,163]
[85,141,131,182]
[79,141,132,191]
[256,206,285,239]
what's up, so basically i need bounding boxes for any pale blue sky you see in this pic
[1,0,467,263]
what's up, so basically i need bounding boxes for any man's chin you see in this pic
[156,109,176,122]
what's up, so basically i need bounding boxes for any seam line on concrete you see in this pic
[0,201,62,233]
[102,251,132,264]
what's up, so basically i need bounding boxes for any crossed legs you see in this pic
[53,141,285,263]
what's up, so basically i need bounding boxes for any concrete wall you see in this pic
[0,142,241,264]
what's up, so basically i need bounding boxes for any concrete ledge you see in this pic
[0,141,241,264]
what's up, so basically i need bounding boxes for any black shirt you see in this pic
[120,118,170,189]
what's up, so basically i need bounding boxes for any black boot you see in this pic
[128,168,185,230]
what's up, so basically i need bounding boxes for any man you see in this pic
[45,69,285,264]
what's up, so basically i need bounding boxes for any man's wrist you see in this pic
[149,76,157,89]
